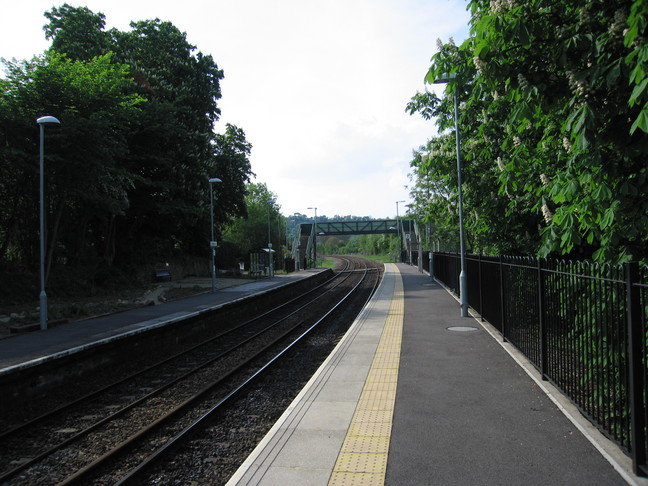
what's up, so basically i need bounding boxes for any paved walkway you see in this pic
[228,263,642,486]
[388,263,634,485]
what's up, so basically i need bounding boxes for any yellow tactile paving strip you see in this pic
[328,272,404,486]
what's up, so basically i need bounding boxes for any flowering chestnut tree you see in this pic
[409,0,647,263]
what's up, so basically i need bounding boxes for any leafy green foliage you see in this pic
[409,0,647,264]
[221,183,282,265]
[44,4,111,60]
[0,5,254,295]
[0,52,143,273]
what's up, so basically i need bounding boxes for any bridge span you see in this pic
[296,219,416,267]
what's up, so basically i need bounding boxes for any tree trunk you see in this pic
[104,214,116,266]
[45,200,65,286]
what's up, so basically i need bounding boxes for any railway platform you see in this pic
[0,269,325,373]
[227,263,643,486]
[0,263,644,485]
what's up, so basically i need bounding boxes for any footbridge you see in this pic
[295,219,417,268]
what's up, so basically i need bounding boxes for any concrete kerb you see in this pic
[431,274,648,486]
[225,264,395,485]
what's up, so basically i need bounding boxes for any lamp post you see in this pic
[405,204,414,266]
[209,177,222,293]
[307,207,317,267]
[36,115,60,331]
[267,199,274,278]
[396,200,405,262]
[433,73,468,317]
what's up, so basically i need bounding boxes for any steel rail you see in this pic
[53,264,373,486]
[1,267,347,440]
[0,272,352,481]
[1,270,353,481]
[114,260,376,485]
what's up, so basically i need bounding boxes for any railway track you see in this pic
[0,256,382,486]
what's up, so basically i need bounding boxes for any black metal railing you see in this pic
[432,251,648,477]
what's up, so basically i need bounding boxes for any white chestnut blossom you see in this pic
[542,203,553,224]
[563,136,572,152]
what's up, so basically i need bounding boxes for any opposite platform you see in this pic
[228,263,641,486]
[0,269,324,373]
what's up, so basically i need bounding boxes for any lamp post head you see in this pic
[36,116,61,126]
[209,177,222,184]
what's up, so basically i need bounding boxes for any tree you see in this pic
[44,4,111,60]
[221,183,281,266]
[40,6,254,270]
[0,52,143,281]
[212,124,254,223]
[0,4,256,301]
[409,0,647,263]
[106,18,227,263]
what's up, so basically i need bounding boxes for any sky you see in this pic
[0,0,470,219]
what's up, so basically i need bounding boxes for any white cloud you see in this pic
[0,0,470,219]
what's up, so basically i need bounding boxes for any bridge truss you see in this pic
[295,219,417,268]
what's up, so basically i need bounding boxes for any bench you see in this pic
[153,266,172,281]
[249,264,265,278]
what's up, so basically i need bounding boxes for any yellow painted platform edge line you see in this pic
[328,264,404,486]
[225,266,396,486]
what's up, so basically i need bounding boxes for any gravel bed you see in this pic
[137,262,381,485]
[2,258,382,485]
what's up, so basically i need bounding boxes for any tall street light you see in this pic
[209,177,222,293]
[307,207,317,267]
[267,199,274,278]
[36,115,60,331]
[433,73,468,317]
[396,200,405,262]
[405,204,414,266]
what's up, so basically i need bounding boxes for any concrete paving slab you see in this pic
[297,401,358,431]
[250,465,331,486]
[271,429,348,469]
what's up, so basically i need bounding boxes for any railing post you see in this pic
[478,254,484,321]
[626,261,646,476]
[500,255,507,342]
[429,251,434,281]
[538,258,548,380]
[456,252,461,296]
